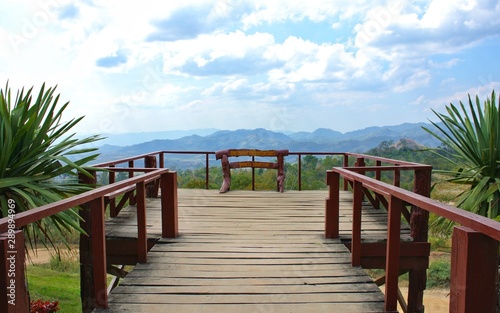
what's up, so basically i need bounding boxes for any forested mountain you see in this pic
[95,122,441,167]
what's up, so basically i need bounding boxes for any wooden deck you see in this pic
[97,189,390,312]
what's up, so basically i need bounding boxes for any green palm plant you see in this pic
[423,90,500,234]
[0,82,103,252]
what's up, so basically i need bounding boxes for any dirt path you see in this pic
[399,287,449,313]
[26,249,54,264]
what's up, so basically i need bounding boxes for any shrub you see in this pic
[427,260,450,288]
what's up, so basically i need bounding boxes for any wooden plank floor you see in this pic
[97,189,388,312]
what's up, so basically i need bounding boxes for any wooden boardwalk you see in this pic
[97,189,388,312]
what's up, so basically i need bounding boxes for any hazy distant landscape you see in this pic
[94,122,441,168]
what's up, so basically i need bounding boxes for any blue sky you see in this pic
[1,0,499,135]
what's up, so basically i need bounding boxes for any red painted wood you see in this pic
[393,167,400,187]
[0,231,29,313]
[325,171,339,238]
[109,165,117,217]
[351,180,363,266]
[79,172,96,313]
[408,167,432,313]
[342,155,349,191]
[0,169,170,233]
[128,161,136,205]
[136,181,147,263]
[331,168,500,241]
[450,226,499,313]
[90,196,108,309]
[385,195,402,312]
[161,172,178,238]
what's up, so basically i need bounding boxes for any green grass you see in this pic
[27,264,81,312]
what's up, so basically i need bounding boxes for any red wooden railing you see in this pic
[1,150,498,312]
[0,167,178,313]
[327,163,500,313]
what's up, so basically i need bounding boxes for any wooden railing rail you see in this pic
[326,167,500,313]
[0,168,178,313]
[92,151,431,192]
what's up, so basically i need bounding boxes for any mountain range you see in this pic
[93,122,441,167]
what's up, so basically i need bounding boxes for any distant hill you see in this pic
[94,122,441,168]
[98,128,219,146]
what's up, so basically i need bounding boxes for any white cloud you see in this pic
[1,0,499,134]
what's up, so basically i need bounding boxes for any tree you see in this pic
[423,90,500,233]
[0,82,102,251]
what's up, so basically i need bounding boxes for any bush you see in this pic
[427,260,450,288]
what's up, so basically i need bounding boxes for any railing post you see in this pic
[385,195,402,312]
[355,157,366,169]
[136,181,147,263]
[375,160,381,209]
[159,152,165,169]
[161,171,178,238]
[128,161,136,205]
[252,155,256,191]
[145,155,159,198]
[351,180,363,266]
[450,226,499,313]
[205,153,209,190]
[393,164,400,187]
[0,230,29,313]
[109,165,117,217]
[325,171,339,238]
[342,154,349,191]
[79,171,98,313]
[90,196,108,309]
[298,154,302,191]
[407,168,432,313]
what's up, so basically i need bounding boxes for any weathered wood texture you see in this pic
[215,149,289,193]
[99,190,392,312]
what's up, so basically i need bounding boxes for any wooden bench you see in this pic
[215,149,289,193]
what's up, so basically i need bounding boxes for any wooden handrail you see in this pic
[327,167,500,312]
[90,151,432,191]
[333,168,500,240]
[0,169,169,233]
[0,167,178,312]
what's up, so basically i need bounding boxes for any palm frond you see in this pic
[0,82,104,254]
[424,90,500,235]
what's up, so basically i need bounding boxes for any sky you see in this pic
[1,0,500,136]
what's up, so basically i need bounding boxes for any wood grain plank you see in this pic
[101,189,390,313]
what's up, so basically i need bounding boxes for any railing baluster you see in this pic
[450,226,499,313]
[136,181,147,263]
[205,153,209,190]
[0,230,29,312]
[298,153,302,191]
[161,171,178,238]
[385,195,402,312]
[128,161,136,205]
[351,180,363,266]
[343,154,349,191]
[325,171,339,238]
[90,196,108,309]
[109,165,117,217]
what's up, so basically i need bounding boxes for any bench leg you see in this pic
[220,155,231,193]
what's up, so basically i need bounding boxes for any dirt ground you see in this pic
[27,248,54,264]
[400,287,449,313]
